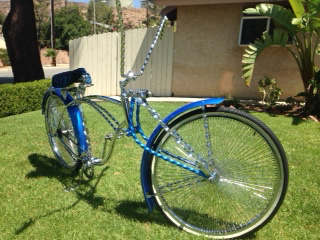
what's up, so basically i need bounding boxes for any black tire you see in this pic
[149,106,288,239]
[44,93,80,170]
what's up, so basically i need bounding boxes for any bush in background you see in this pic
[0,48,11,66]
[222,93,243,109]
[258,76,283,108]
[0,79,51,118]
[43,48,59,66]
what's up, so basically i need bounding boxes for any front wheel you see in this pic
[149,106,288,239]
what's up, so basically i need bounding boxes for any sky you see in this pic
[71,0,141,8]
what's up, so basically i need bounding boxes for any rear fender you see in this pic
[43,88,88,154]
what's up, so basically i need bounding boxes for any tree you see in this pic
[42,5,91,50]
[3,0,44,83]
[34,0,50,48]
[87,0,114,34]
[142,0,164,27]
[43,48,58,66]
[0,13,5,25]
[242,0,320,117]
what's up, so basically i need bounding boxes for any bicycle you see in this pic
[42,0,288,238]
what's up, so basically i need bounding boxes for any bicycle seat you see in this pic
[52,68,92,88]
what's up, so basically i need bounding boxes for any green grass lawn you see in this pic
[0,102,319,240]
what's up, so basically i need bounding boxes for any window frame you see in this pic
[238,15,272,46]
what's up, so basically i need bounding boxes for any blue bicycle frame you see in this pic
[41,0,226,212]
[42,83,224,212]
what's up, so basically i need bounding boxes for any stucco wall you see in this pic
[171,4,306,99]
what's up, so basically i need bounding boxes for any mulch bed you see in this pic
[225,100,319,123]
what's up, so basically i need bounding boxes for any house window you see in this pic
[238,15,272,46]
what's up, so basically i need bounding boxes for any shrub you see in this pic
[0,48,11,66]
[0,79,51,118]
[222,94,243,109]
[43,48,59,66]
[258,76,283,107]
[0,13,5,25]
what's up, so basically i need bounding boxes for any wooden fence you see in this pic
[69,27,174,96]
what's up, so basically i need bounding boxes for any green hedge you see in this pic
[0,48,11,66]
[0,79,51,118]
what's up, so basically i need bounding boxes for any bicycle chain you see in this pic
[203,112,215,169]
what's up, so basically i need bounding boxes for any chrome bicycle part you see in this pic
[149,107,288,239]
[116,0,167,82]
[45,93,80,170]
[133,97,211,177]
[80,151,104,179]
[81,152,94,178]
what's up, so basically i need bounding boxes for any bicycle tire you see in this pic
[149,106,288,239]
[44,92,81,170]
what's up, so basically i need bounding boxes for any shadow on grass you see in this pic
[266,110,310,125]
[26,153,71,179]
[268,112,305,125]
[115,200,257,239]
[16,153,109,235]
[19,154,258,238]
[245,108,307,126]
[115,200,169,227]
[289,116,305,125]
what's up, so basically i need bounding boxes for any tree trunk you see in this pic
[2,0,44,83]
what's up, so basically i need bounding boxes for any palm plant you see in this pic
[43,48,59,66]
[242,0,320,117]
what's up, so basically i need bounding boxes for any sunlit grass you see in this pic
[0,102,319,239]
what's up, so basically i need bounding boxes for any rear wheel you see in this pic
[149,107,288,239]
[45,93,80,170]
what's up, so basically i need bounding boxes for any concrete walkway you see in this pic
[0,64,70,84]
[108,96,206,102]
[0,66,13,84]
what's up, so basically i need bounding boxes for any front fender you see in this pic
[140,98,224,211]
